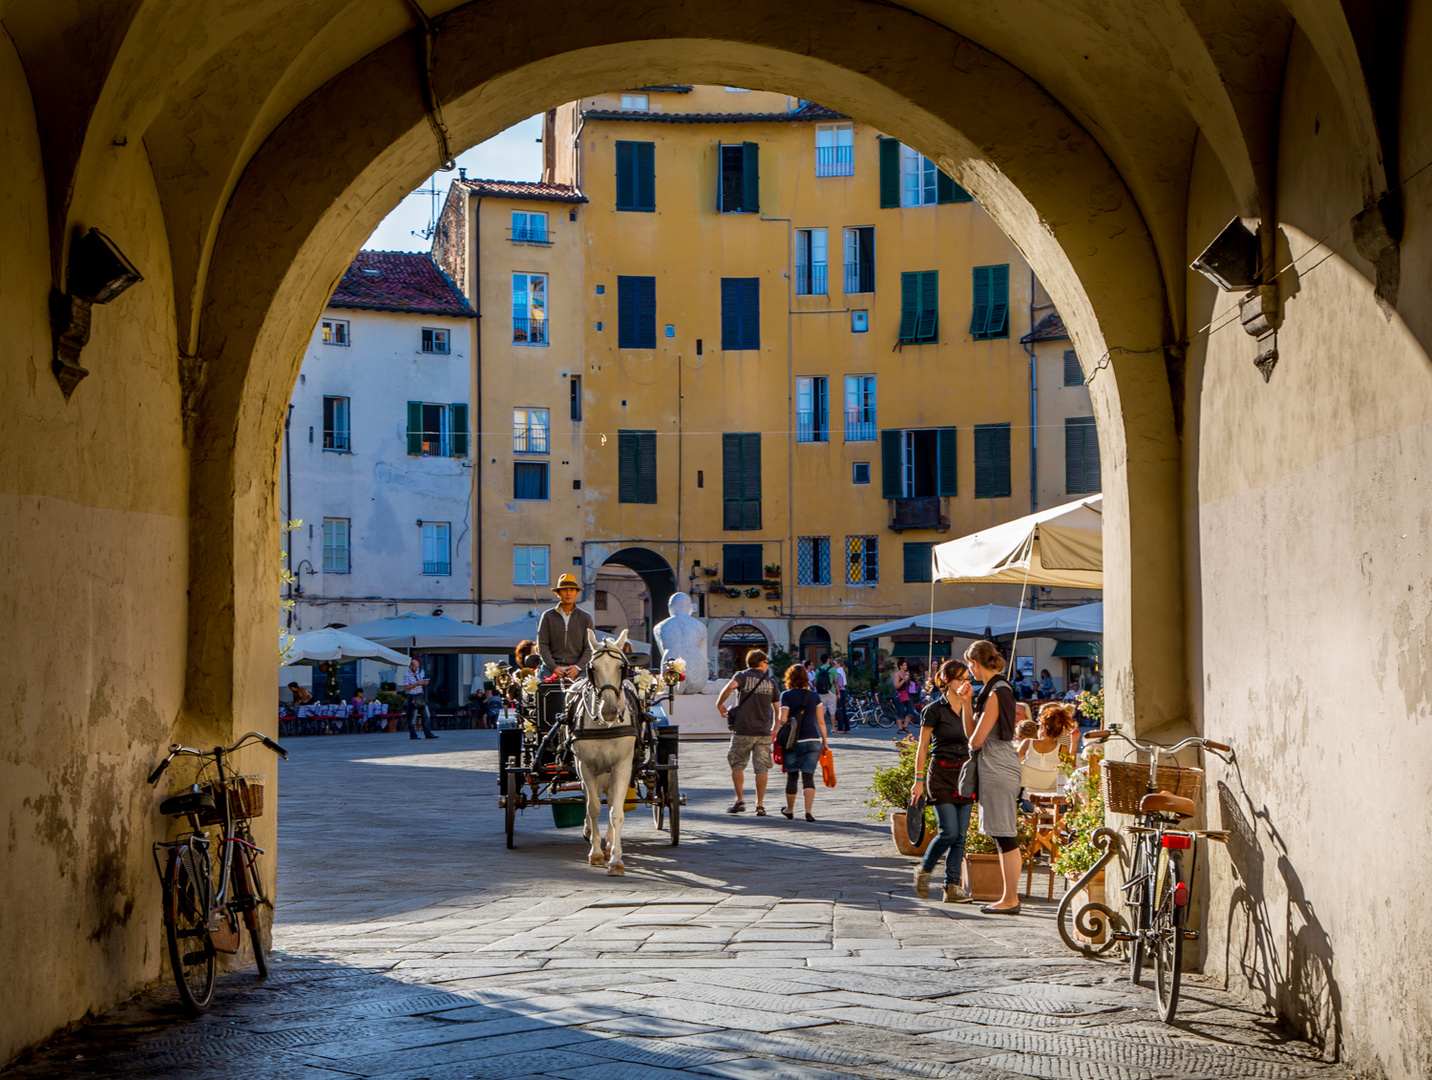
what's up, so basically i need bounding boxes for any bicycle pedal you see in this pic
[1108,931,1136,942]
[1182,930,1200,941]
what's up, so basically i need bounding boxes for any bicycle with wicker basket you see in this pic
[147,730,288,1013]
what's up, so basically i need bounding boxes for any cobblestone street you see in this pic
[5,729,1350,1080]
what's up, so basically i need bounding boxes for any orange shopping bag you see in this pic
[819,746,836,787]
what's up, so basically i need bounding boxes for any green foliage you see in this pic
[375,690,406,711]
[1078,686,1104,727]
[1052,767,1106,877]
[768,647,796,682]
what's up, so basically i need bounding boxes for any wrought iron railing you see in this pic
[845,415,876,442]
[815,145,854,177]
[513,317,548,345]
[508,227,552,244]
[796,411,828,443]
[795,263,828,296]
[889,497,945,531]
[422,561,451,576]
[323,430,350,452]
[844,261,875,294]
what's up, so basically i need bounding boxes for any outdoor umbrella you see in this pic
[931,494,1103,588]
[283,628,412,667]
[1009,601,1103,641]
[340,612,497,653]
[848,604,1031,642]
[450,614,649,654]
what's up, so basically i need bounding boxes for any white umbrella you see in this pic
[849,604,1031,642]
[459,614,650,653]
[340,612,495,652]
[1012,601,1103,640]
[931,494,1103,588]
[284,629,411,667]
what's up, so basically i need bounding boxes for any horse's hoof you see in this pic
[588,853,606,866]
[607,862,625,877]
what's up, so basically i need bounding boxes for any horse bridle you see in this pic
[585,642,631,702]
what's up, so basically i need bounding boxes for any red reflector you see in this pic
[1174,882,1189,907]
[1161,834,1193,850]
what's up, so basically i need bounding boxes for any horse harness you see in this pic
[568,641,639,741]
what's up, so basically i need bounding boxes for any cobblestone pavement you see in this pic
[5,729,1350,1080]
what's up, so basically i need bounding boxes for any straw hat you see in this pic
[551,573,582,595]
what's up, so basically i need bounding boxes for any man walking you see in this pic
[403,655,437,740]
[537,573,595,679]
[815,653,839,734]
[716,649,777,815]
[834,657,850,732]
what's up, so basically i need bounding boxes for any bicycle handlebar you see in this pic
[1084,725,1233,763]
[146,730,288,785]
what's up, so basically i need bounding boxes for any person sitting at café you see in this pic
[286,682,313,712]
[1038,669,1055,698]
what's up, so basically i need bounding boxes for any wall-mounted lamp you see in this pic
[51,228,144,398]
[1189,217,1259,291]
[416,518,424,527]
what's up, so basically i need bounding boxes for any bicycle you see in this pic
[147,730,288,1013]
[1082,723,1233,1022]
[849,692,895,728]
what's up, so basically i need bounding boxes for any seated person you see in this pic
[287,682,313,710]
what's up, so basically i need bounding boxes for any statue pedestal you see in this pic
[665,694,730,740]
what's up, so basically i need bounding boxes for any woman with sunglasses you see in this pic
[909,659,976,903]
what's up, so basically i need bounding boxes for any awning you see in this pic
[341,611,647,654]
[889,641,952,658]
[283,629,412,667]
[1011,602,1103,641]
[849,604,1030,643]
[931,494,1103,588]
[1052,641,1101,658]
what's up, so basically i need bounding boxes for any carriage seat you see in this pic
[1140,791,1196,818]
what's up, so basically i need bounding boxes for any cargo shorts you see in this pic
[727,733,773,773]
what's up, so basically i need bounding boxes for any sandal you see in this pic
[805,813,816,822]
[780,808,794,820]
[755,806,767,816]
[726,801,746,814]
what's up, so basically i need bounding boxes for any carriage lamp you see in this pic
[51,228,144,398]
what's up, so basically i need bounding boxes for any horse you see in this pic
[567,629,640,876]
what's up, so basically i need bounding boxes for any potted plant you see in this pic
[725,586,741,598]
[963,806,1036,900]
[866,736,936,856]
[1052,766,1109,943]
[764,563,781,576]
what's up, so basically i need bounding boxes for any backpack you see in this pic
[815,665,833,695]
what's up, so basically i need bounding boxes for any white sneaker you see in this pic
[913,868,932,898]
[943,884,973,904]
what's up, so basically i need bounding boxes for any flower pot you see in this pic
[962,853,1006,900]
[1064,869,1108,944]
[890,811,933,857]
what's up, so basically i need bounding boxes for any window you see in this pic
[843,227,875,293]
[512,272,548,345]
[720,278,760,350]
[878,139,973,208]
[594,590,608,610]
[322,518,349,573]
[570,376,582,421]
[795,228,828,295]
[724,86,751,92]
[617,275,656,348]
[899,271,938,343]
[421,522,451,576]
[719,142,760,213]
[322,396,350,452]
[970,265,1011,339]
[880,427,957,497]
[615,140,656,212]
[513,408,549,453]
[620,92,648,110]
[511,211,548,243]
[321,318,349,346]
[796,376,828,442]
[1065,416,1101,494]
[844,375,877,441]
[974,423,1012,498]
[852,462,871,484]
[797,536,831,585]
[851,310,868,333]
[421,327,450,354]
[901,143,938,207]
[406,401,468,457]
[722,543,764,584]
[845,535,878,584]
[514,545,550,586]
[1064,349,1083,386]
[815,123,854,177]
[513,461,549,500]
[722,432,762,530]
[903,541,936,583]
[618,429,657,503]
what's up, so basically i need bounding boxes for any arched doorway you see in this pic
[597,548,676,659]
[717,623,769,679]
[848,626,872,673]
[798,625,831,665]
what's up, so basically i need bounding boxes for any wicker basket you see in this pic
[1101,759,1202,816]
[199,774,265,823]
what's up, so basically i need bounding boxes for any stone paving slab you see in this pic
[2,730,1352,1080]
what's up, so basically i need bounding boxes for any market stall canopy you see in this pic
[999,601,1103,641]
[339,612,499,652]
[849,604,1031,642]
[283,629,412,667]
[931,494,1103,588]
[456,614,650,654]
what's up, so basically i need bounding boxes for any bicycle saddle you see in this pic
[1140,791,1196,818]
[160,789,217,817]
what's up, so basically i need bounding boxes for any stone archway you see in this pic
[593,547,677,659]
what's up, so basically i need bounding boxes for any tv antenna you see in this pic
[411,167,466,241]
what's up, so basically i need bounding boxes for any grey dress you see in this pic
[973,676,1021,839]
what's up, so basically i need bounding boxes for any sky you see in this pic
[364,115,544,252]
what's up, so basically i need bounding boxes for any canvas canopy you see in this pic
[283,629,411,667]
[849,604,1031,642]
[931,494,1103,588]
[343,611,648,654]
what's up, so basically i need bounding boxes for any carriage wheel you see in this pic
[505,771,517,849]
[667,772,680,847]
[652,775,666,831]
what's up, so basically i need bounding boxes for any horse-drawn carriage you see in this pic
[493,631,684,872]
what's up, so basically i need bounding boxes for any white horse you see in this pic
[568,629,639,876]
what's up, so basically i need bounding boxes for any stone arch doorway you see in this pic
[798,625,831,665]
[594,548,676,660]
[716,623,770,680]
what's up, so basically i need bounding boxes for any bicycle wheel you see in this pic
[164,846,216,1013]
[1153,849,1185,1022]
[875,702,897,728]
[1126,837,1150,985]
[505,771,518,849]
[652,775,666,831]
[231,851,268,978]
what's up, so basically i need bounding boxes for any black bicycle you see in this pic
[148,731,288,1013]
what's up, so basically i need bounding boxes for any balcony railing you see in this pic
[508,226,552,244]
[796,411,829,443]
[845,415,876,442]
[422,560,452,576]
[513,316,548,345]
[795,263,828,296]
[815,145,854,177]
[513,427,550,453]
[888,497,949,532]
[323,430,350,452]
[843,261,875,294]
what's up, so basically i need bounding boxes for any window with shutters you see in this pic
[970,265,1010,339]
[512,272,548,345]
[795,229,828,295]
[1063,349,1083,386]
[615,141,655,211]
[879,139,971,208]
[321,318,349,346]
[722,432,761,530]
[421,327,451,354]
[421,522,451,575]
[618,430,657,503]
[720,278,760,350]
[901,143,938,206]
[322,396,350,452]
[845,535,879,584]
[879,428,956,499]
[796,377,828,442]
[815,123,854,177]
[719,142,759,213]
[1065,416,1101,494]
[843,227,875,293]
[903,542,936,583]
[513,461,549,500]
[617,276,656,348]
[844,375,877,441]
[974,423,1012,498]
[510,211,549,244]
[722,544,764,584]
[513,545,549,586]
[513,408,549,454]
[406,402,467,457]
[322,518,350,573]
[797,537,832,585]
[898,271,938,343]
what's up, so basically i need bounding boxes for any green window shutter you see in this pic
[936,170,972,203]
[619,430,639,502]
[638,431,657,502]
[722,433,761,530]
[722,278,759,350]
[1083,422,1100,492]
[974,422,1012,498]
[916,271,938,341]
[903,542,935,583]
[450,403,468,457]
[986,265,1010,338]
[740,278,760,350]
[970,266,991,337]
[936,426,957,495]
[898,272,918,342]
[1064,349,1082,386]
[880,429,902,497]
[636,141,655,210]
[618,276,656,348]
[878,138,900,208]
[407,401,423,456]
[1066,417,1099,493]
[720,279,739,349]
[741,142,760,213]
[722,433,741,529]
[740,432,762,529]
[615,141,634,209]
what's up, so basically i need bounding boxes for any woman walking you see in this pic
[910,659,975,903]
[954,639,1022,914]
[777,664,828,821]
[893,659,914,736]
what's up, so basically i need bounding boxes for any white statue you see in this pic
[652,593,709,694]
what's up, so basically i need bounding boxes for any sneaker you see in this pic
[913,868,932,898]
[943,884,973,904]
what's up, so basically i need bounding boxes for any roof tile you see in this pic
[455,178,588,203]
[1020,310,1068,343]
[329,251,474,317]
